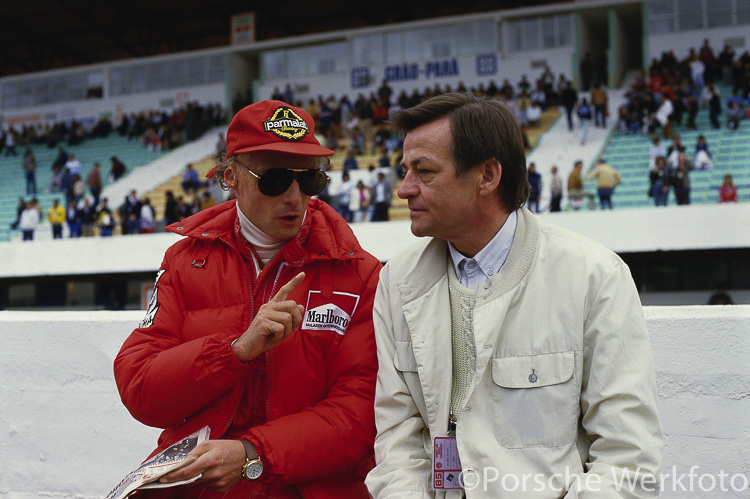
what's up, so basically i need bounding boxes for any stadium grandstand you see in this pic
[0,0,750,307]
[1,0,748,309]
[1,2,749,495]
[0,0,750,308]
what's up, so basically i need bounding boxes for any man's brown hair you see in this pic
[391,92,529,211]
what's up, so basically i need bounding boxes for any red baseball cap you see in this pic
[207,100,333,178]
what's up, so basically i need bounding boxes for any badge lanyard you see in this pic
[433,410,464,489]
[435,259,473,491]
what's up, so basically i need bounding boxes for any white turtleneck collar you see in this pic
[237,204,309,268]
[236,205,288,266]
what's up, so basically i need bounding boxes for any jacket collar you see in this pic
[166,198,368,264]
[397,208,539,304]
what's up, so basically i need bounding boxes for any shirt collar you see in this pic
[448,210,518,288]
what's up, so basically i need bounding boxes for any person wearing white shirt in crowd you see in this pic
[649,136,666,170]
[699,82,715,109]
[655,97,674,139]
[694,135,713,170]
[530,86,546,110]
[139,197,156,234]
[526,101,542,126]
[4,128,17,156]
[666,135,689,170]
[64,154,82,177]
[337,171,354,222]
[19,199,40,241]
[689,55,705,98]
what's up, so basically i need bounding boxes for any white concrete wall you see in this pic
[0,306,748,497]
[0,312,161,498]
[3,203,749,278]
[646,306,750,497]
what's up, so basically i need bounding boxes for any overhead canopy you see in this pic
[0,0,552,78]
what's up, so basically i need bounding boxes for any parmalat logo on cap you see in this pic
[262,106,309,141]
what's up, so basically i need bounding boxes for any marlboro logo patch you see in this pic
[302,291,360,336]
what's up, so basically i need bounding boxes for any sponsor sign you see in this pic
[476,53,498,76]
[231,13,256,44]
[384,58,460,82]
[302,290,360,336]
[263,106,309,141]
[351,67,371,89]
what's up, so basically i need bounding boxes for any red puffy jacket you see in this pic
[114,199,381,497]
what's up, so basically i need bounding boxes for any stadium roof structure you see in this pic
[1,0,554,78]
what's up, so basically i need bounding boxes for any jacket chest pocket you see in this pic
[490,351,579,448]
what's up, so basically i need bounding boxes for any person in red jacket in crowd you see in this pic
[114,100,382,498]
[719,174,738,203]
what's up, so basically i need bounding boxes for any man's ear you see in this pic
[478,158,502,197]
[223,164,238,190]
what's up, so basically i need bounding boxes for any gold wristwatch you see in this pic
[240,439,263,480]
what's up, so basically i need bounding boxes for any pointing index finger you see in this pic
[271,272,305,303]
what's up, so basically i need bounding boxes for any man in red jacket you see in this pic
[114,100,382,498]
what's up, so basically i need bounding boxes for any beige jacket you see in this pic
[586,163,622,190]
[366,209,662,498]
[591,87,608,107]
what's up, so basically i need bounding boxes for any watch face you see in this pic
[244,459,263,480]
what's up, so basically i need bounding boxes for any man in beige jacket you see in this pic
[366,93,662,498]
[590,84,608,128]
[586,158,622,210]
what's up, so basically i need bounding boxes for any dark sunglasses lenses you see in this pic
[258,169,328,197]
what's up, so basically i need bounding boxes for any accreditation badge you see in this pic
[433,437,464,490]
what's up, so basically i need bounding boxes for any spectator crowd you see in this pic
[617,40,749,137]
[1,101,225,155]
[7,39,749,241]
[5,101,226,241]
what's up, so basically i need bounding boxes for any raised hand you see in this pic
[231,272,306,363]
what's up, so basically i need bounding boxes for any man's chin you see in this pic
[409,221,431,238]
[270,223,301,241]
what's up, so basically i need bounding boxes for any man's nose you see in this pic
[282,178,304,203]
[397,173,417,199]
